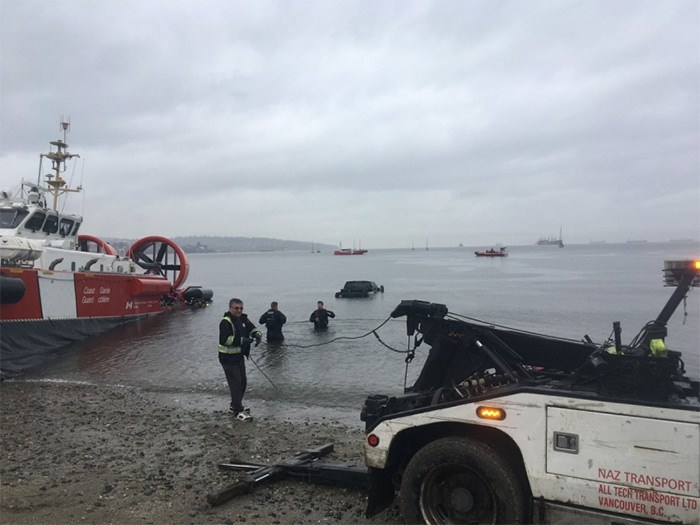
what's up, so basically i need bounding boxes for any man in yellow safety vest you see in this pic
[218,297,262,421]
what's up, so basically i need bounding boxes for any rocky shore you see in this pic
[0,380,402,524]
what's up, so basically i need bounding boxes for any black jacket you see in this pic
[219,312,259,362]
[310,308,335,329]
[259,309,287,340]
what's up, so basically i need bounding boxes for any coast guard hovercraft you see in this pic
[0,120,212,373]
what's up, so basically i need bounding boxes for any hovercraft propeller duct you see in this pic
[127,236,190,290]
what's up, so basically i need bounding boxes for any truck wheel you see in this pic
[400,436,526,524]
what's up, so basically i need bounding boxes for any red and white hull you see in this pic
[0,236,212,373]
[2,268,176,319]
[0,266,188,372]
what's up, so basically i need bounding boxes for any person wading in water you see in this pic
[309,300,335,330]
[259,301,287,343]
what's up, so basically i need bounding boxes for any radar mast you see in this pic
[41,119,81,211]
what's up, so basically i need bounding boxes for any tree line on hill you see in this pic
[105,236,336,254]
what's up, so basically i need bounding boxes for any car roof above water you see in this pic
[343,280,377,289]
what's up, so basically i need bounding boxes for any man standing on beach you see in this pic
[218,298,262,422]
[309,300,335,330]
[258,301,287,343]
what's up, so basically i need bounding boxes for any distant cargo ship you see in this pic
[536,226,564,247]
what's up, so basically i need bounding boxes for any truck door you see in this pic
[546,406,699,523]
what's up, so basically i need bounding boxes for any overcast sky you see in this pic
[1,0,698,248]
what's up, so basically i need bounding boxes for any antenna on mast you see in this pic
[60,116,71,141]
[41,117,81,211]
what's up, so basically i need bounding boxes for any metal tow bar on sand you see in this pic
[207,443,369,507]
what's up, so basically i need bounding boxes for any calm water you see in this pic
[12,242,700,424]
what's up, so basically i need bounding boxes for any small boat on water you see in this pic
[334,248,368,255]
[334,241,367,255]
[474,246,508,257]
[0,120,212,371]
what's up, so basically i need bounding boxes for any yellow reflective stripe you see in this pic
[218,346,242,355]
[218,315,257,353]
[219,316,237,353]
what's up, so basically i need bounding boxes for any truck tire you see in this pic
[399,436,527,524]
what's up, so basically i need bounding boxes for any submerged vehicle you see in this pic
[361,259,699,524]
[0,121,212,373]
[474,246,508,257]
[335,280,384,298]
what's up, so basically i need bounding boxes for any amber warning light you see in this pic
[663,259,700,287]
[477,406,506,421]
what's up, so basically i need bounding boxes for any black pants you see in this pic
[266,330,284,342]
[220,358,247,413]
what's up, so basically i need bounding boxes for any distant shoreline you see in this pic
[103,237,698,253]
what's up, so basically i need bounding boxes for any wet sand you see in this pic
[0,381,402,524]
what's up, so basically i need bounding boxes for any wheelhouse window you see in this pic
[59,218,75,237]
[0,208,30,229]
[24,211,46,232]
[42,214,59,234]
[71,221,81,236]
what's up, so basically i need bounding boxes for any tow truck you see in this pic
[361,259,699,524]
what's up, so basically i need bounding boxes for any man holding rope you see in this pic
[309,300,335,330]
[218,298,262,422]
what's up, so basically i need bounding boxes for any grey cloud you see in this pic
[1,0,698,246]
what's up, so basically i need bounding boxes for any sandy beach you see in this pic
[0,380,402,524]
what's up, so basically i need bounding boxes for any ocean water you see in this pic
[12,242,700,424]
